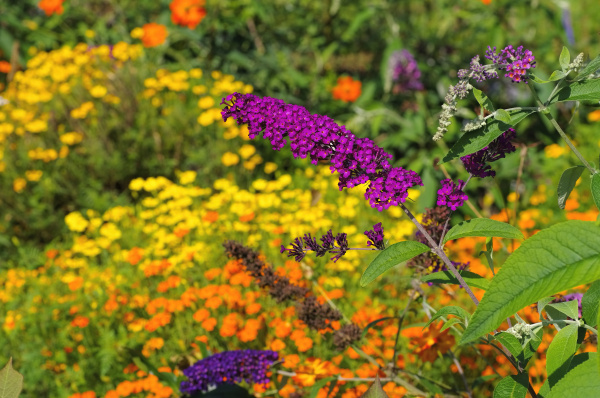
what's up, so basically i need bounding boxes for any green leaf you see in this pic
[547,353,600,397]
[538,297,556,319]
[493,332,523,358]
[441,317,463,332]
[582,280,600,326]
[545,301,579,320]
[441,109,533,163]
[494,109,512,124]
[539,353,594,398]
[557,166,585,209]
[549,70,567,81]
[546,323,579,388]
[443,218,523,244]
[473,88,495,112]
[362,376,389,398]
[549,78,600,103]
[530,73,550,84]
[560,47,571,71]
[421,270,490,290]
[576,55,600,81]
[361,316,399,338]
[309,377,336,398]
[517,327,543,366]
[341,8,376,41]
[360,241,429,286]
[0,358,23,398]
[460,220,600,345]
[592,173,600,211]
[424,306,470,328]
[493,373,528,398]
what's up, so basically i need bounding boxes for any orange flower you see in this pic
[407,321,455,362]
[202,211,219,223]
[201,317,217,331]
[38,0,64,16]
[170,0,206,29]
[332,76,361,103]
[71,316,89,328]
[0,61,11,74]
[127,247,143,265]
[295,336,313,352]
[239,212,255,222]
[141,23,168,48]
[481,0,492,4]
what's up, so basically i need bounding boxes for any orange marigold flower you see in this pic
[71,316,89,328]
[141,23,168,48]
[202,211,219,223]
[38,0,64,16]
[170,0,207,29]
[409,321,455,362]
[127,247,143,265]
[104,299,119,313]
[0,61,11,74]
[481,0,492,4]
[295,336,313,352]
[588,109,600,122]
[239,212,255,222]
[270,339,286,351]
[332,76,362,103]
[201,317,217,331]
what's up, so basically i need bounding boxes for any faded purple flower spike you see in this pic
[221,93,423,211]
[365,222,385,250]
[461,128,517,178]
[437,179,468,211]
[389,49,424,92]
[485,45,536,83]
[180,350,279,394]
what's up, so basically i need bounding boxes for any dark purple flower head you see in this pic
[485,45,536,83]
[180,350,279,394]
[365,222,385,250]
[319,230,336,253]
[437,179,468,211]
[389,49,424,92]
[461,128,517,178]
[330,233,349,262]
[221,93,423,211]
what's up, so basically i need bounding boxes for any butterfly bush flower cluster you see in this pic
[221,93,423,210]
[388,49,423,93]
[434,45,535,141]
[437,179,468,211]
[281,223,385,263]
[461,128,517,178]
[180,350,279,394]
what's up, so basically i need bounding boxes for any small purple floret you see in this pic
[461,128,517,178]
[221,93,423,211]
[437,179,468,211]
[485,45,536,83]
[180,350,279,394]
[365,222,385,250]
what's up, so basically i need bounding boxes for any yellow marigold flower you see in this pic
[24,20,38,30]
[100,223,122,241]
[544,143,565,159]
[221,152,239,166]
[24,119,47,133]
[60,132,84,145]
[59,145,69,158]
[10,109,27,121]
[25,170,43,181]
[197,96,215,109]
[192,85,207,95]
[211,71,222,80]
[90,85,107,98]
[238,144,256,159]
[197,112,213,126]
[190,68,203,78]
[507,192,518,202]
[264,162,278,174]
[65,212,89,232]
[129,178,145,191]
[84,29,96,38]
[130,27,144,39]
[13,178,27,193]
[588,109,600,122]
[178,170,197,185]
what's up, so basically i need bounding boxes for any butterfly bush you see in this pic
[461,128,517,178]
[389,49,424,92]
[221,93,423,210]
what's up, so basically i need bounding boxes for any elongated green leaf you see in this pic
[362,376,389,398]
[582,280,600,326]
[539,353,594,398]
[494,109,512,124]
[549,70,567,81]
[546,323,579,388]
[592,173,600,211]
[424,306,470,328]
[0,358,23,398]
[547,353,600,397]
[493,332,523,358]
[530,73,550,84]
[549,78,600,103]
[360,241,429,286]
[560,47,570,71]
[460,221,600,345]
[441,109,533,163]
[545,301,579,320]
[361,316,398,338]
[493,373,528,398]
[538,297,556,319]
[443,218,523,244]
[557,166,585,209]
[421,270,490,290]
[441,317,462,332]
[473,88,495,112]
[576,55,600,81]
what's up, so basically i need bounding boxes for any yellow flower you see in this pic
[221,152,240,166]
[90,85,107,98]
[178,170,197,185]
[65,212,89,232]
[588,109,600,122]
[25,120,47,133]
[190,68,203,79]
[60,132,84,145]
[238,144,256,159]
[25,170,43,181]
[197,96,215,109]
[13,178,27,193]
[264,162,278,174]
[197,112,213,126]
[84,30,96,38]
[130,27,144,39]
[100,223,122,241]
[192,85,207,95]
[544,143,565,159]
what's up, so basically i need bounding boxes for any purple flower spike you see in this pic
[180,349,279,394]
[389,49,424,92]
[437,179,468,211]
[365,222,385,250]
[461,128,517,178]
[485,45,536,83]
[221,93,423,211]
